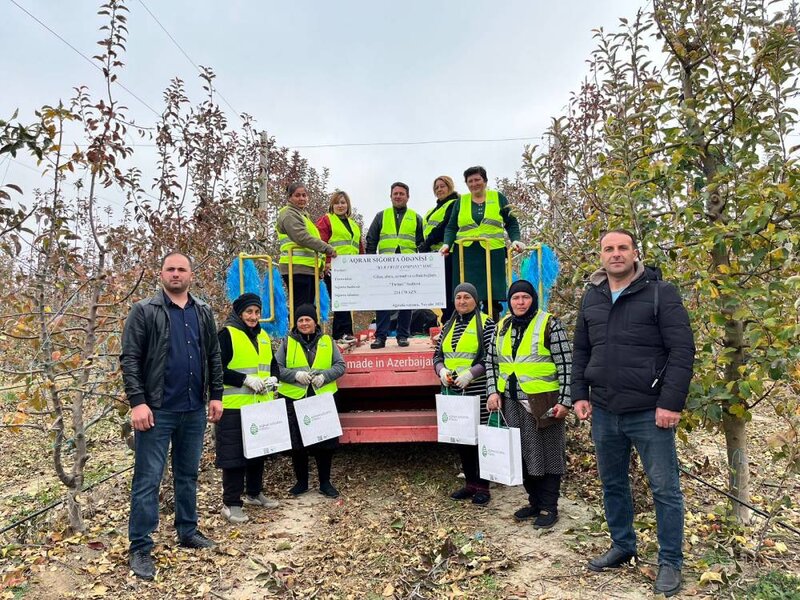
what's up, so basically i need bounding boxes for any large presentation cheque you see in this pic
[331,253,446,311]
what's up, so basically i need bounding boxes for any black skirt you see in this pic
[214,409,250,469]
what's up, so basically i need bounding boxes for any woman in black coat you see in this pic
[215,293,280,524]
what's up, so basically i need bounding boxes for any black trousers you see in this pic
[324,274,353,339]
[440,254,455,324]
[457,444,489,491]
[292,448,334,486]
[221,457,265,507]
[481,300,503,323]
[522,467,562,512]
[282,273,317,314]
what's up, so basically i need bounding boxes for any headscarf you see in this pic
[507,280,539,328]
[293,303,320,343]
[233,292,261,315]
[223,293,263,338]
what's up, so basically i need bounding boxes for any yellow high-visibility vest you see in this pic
[442,312,490,372]
[328,215,360,255]
[455,190,505,250]
[222,326,274,409]
[423,198,456,251]
[495,311,559,395]
[277,335,339,400]
[278,207,324,268]
[377,208,418,254]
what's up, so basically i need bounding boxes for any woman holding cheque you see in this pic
[215,293,280,524]
[276,304,346,498]
[433,283,496,505]
[485,280,573,529]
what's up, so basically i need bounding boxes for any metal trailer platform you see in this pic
[336,333,440,443]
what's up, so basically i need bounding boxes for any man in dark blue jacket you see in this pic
[572,229,695,598]
[121,252,224,580]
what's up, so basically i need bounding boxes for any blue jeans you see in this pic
[375,309,411,340]
[591,406,684,569]
[129,407,206,553]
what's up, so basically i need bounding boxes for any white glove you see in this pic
[311,374,325,389]
[263,376,278,389]
[294,371,312,385]
[439,244,450,256]
[244,375,266,393]
[511,240,525,253]
[454,370,475,389]
[439,368,452,387]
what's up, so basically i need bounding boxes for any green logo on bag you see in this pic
[249,423,258,436]
[481,445,488,457]
[441,412,448,423]
[303,415,311,426]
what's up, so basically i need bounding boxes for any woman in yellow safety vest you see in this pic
[432,282,496,505]
[276,304,346,498]
[439,166,525,321]
[315,190,364,344]
[215,293,280,524]
[276,182,337,314]
[486,280,573,530]
[419,175,459,324]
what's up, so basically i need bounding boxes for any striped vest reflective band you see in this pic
[277,335,338,400]
[442,312,490,372]
[423,198,456,251]
[455,190,505,250]
[278,208,324,268]
[377,208,418,254]
[328,215,360,255]
[222,326,274,409]
[495,311,559,395]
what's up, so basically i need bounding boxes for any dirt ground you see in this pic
[1,410,799,599]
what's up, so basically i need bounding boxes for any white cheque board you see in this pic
[331,253,446,311]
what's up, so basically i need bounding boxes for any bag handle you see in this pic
[487,409,509,428]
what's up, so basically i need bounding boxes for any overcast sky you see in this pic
[2,0,646,219]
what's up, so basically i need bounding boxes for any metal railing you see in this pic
[284,244,322,326]
[454,238,544,309]
[237,252,275,324]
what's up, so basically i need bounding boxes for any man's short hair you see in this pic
[600,228,638,250]
[390,181,409,195]
[160,251,193,270]
[463,165,488,182]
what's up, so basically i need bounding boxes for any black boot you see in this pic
[290,450,309,495]
[316,451,338,497]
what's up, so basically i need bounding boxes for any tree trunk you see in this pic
[721,412,751,523]
[65,484,84,532]
[667,21,754,524]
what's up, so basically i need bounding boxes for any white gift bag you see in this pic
[436,392,480,445]
[293,392,343,447]
[478,412,523,486]
[240,397,292,458]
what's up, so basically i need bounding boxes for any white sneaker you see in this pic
[243,493,279,509]
[338,334,356,344]
[222,505,248,523]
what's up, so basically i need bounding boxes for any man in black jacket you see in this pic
[121,252,224,580]
[572,229,695,598]
[364,182,425,349]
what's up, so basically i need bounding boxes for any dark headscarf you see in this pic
[223,293,263,338]
[292,303,320,343]
[507,279,539,327]
[233,293,261,315]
